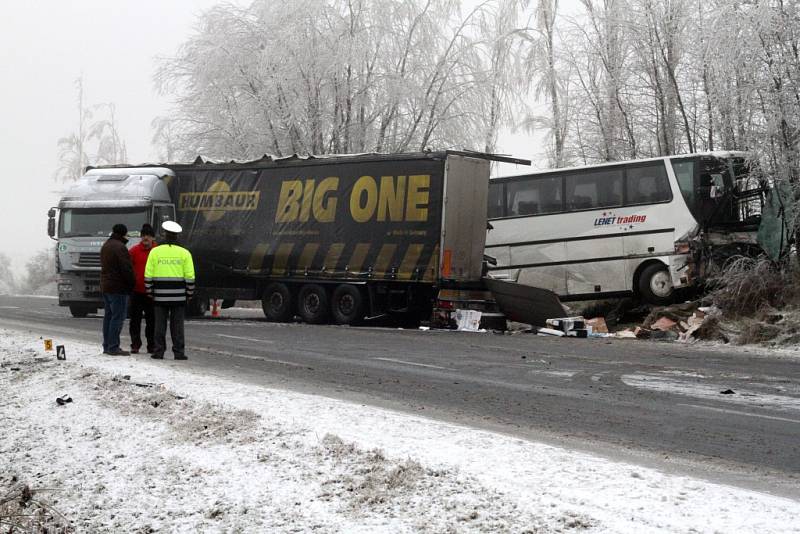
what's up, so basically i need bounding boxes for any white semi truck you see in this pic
[49,167,176,317]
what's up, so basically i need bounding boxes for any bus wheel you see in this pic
[262,283,293,322]
[331,284,365,325]
[298,284,330,324]
[638,263,674,305]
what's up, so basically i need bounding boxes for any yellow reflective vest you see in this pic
[144,243,196,306]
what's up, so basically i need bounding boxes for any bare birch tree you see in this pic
[55,77,129,180]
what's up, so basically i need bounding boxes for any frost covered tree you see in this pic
[55,78,129,181]
[91,103,128,167]
[0,252,16,296]
[20,249,57,296]
[155,0,530,159]
[519,0,800,181]
[55,77,91,181]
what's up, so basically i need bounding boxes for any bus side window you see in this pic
[670,160,695,207]
[626,163,671,205]
[566,169,622,210]
[506,176,563,216]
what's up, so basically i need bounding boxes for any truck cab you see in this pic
[48,167,176,317]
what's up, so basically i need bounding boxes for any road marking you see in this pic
[678,403,800,424]
[192,346,305,367]
[537,370,576,378]
[217,334,275,344]
[0,306,20,309]
[372,357,456,371]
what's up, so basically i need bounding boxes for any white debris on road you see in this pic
[1,327,798,533]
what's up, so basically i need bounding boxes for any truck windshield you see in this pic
[59,208,149,238]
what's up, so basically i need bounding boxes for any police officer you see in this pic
[144,221,195,360]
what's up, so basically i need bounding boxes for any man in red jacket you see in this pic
[129,224,157,353]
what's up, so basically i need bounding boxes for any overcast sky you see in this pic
[0,0,540,276]
[0,0,221,274]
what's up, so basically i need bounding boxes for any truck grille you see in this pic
[77,252,101,267]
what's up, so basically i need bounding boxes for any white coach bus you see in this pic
[485,151,762,304]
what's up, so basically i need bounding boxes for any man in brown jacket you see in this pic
[100,223,135,355]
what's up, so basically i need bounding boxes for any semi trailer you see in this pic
[50,151,528,324]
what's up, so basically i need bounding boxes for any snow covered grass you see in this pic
[1,327,799,532]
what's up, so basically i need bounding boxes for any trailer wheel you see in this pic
[297,284,330,324]
[638,263,674,305]
[262,283,293,322]
[331,284,365,325]
[69,305,93,318]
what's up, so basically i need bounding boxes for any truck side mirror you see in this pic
[47,209,56,238]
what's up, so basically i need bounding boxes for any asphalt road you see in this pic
[2,294,799,498]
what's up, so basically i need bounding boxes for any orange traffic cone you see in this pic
[211,299,220,318]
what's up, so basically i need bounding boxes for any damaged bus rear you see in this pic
[486,151,771,304]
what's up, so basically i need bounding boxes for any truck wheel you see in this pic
[187,296,209,317]
[297,284,330,324]
[69,305,92,318]
[638,263,674,305]
[262,283,293,322]
[331,284,365,325]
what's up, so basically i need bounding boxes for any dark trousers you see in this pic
[129,293,155,351]
[102,293,129,353]
[153,305,185,358]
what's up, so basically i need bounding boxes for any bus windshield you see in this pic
[59,208,149,238]
[670,155,762,228]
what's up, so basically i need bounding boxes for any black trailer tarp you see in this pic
[167,157,445,289]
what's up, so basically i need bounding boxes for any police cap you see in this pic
[162,221,183,234]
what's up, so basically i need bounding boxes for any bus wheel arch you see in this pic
[634,261,675,305]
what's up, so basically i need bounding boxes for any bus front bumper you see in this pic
[668,254,693,289]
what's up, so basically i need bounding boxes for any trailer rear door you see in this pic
[440,155,490,282]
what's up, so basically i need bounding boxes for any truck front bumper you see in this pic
[58,272,103,307]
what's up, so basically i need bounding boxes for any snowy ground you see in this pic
[1,326,799,533]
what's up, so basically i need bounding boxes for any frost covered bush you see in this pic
[0,478,72,532]
[708,256,794,317]
[0,252,16,295]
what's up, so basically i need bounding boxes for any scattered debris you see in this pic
[537,327,565,337]
[651,317,678,332]
[585,317,609,334]
[55,395,73,406]
[542,317,589,337]
[720,389,735,395]
[455,309,482,332]
[615,330,637,339]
